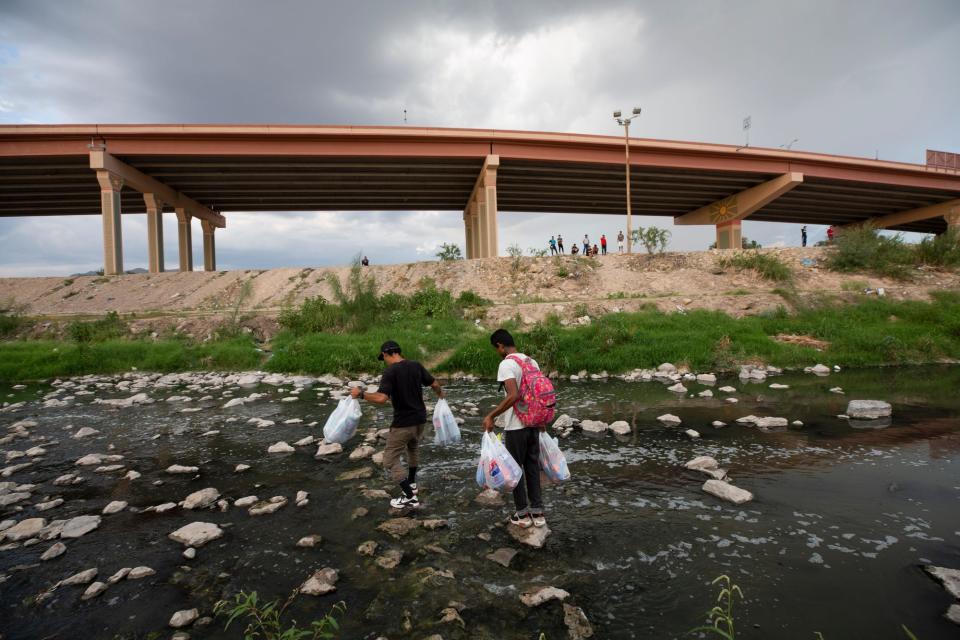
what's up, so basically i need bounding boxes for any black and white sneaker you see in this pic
[409,483,419,496]
[390,494,420,509]
[509,512,534,529]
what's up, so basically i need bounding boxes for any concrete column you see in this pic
[143,193,165,273]
[477,190,490,258]
[471,203,481,259]
[96,170,124,275]
[483,176,498,257]
[716,220,743,250]
[944,208,960,230]
[201,219,216,271]
[175,207,193,272]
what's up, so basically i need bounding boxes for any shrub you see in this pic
[435,243,463,261]
[278,296,342,334]
[0,297,25,339]
[631,226,671,254]
[408,278,456,318]
[68,311,126,343]
[456,290,491,307]
[215,590,345,639]
[824,226,913,279]
[528,247,548,257]
[914,228,960,267]
[718,251,793,282]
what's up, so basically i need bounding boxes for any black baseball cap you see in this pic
[377,340,402,361]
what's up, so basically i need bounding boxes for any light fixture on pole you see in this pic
[613,106,642,254]
[779,138,798,150]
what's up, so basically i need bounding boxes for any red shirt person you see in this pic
[600,234,608,255]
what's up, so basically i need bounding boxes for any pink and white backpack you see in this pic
[507,354,557,427]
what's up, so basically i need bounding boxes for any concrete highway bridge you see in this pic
[0,124,958,275]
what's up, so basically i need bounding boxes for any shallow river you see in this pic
[1,366,959,639]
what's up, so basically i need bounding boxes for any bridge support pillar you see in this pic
[96,170,124,276]
[143,194,165,273]
[201,220,216,271]
[944,209,960,230]
[716,220,742,250]
[175,207,193,272]
[464,155,499,258]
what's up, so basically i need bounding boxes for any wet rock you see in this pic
[107,567,131,584]
[702,479,753,505]
[372,451,384,465]
[102,501,128,515]
[791,420,804,427]
[698,389,714,398]
[667,383,687,394]
[169,608,199,628]
[249,497,288,515]
[377,517,421,538]
[351,507,369,519]
[769,383,789,390]
[808,363,831,375]
[563,603,595,639]
[552,414,578,429]
[608,421,631,435]
[73,427,100,439]
[52,473,82,486]
[234,464,250,473]
[152,502,178,513]
[168,522,223,547]
[123,470,141,481]
[295,490,309,507]
[61,515,101,539]
[82,581,107,600]
[182,488,220,510]
[657,414,681,426]
[520,585,569,607]
[508,523,551,549]
[361,489,391,500]
[300,567,338,596]
[294,436,315,447]
[75,453,106,466]
[94,464,125,473]
[697,373,717,384]
[40,541,66,561]
[754,417,788,429]
[725,398,739,404]
[685,456,718,471]
[423,519,448,530]
[487,547,518,567]
[439,606,466,627]
[315,442,343,457]
[475,488,505,507]
[846,400,892,419]
[349,445,376,460]
[337,467,373,481]
[357,540,378,556]
[0,491,31,507]
[61,567,98,586]
[718,386,737,393]
[830,387,845,394]
[684,429,701,439]
[297,534,323,548]
[166,465,199,474]
[128,566,156,579]
[267,441,295,454]
[924,565,960,600]
[712,421,727,428]
[376,549,404,569]
[233,496,258,508]
[183,547,196,560]
[657,363,677,374]
[579,420,607,433]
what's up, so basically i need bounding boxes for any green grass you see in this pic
[717,251,794,282]
[840,279,869,292]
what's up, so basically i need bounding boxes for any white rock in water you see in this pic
[667,383,687,394]
[222,398,246,408]
[846,400,892,419]
[552,414,577,429]
[300,567,338,596]
[736,415,758,425]
[128,566,156,580]
[685,456,718,471]
[233,496,259,508]
[712,421,727,428]
[298,534,323,548]
[294,436,315,446]
[809,364,831,375]
[168,522,223,547]
[769,383,789,390]
[123,470,141,481]
[698,389,714,398]
[696,374,717,384]
[923,565,960,600]
[791,420,804,427]
[718,386,737,393]
[60,567,98,586]
[520,586,570,607]
[349,445,376,460]
[830,387,845,394]
[684,429,701,439]
[102,501,128,514]
[182,488,220,510]
[725,398,739,403]
[234,464,251,473]
[579,420,607,433]
[40,541,66,561]
[507,522,551,548]
[267,441,295,454]
[657,363,677,374]
[608,421,631,435]
[702,479,753,504]
[754,417,788,429]
[946,604,960,625]
[107,567,131,584]
[315,442,343,457]
[153,502,178,513]
[295,490,309,506]
[60,515,101,538]
[183,547,196,559]
[169,608,199,628]
[75,454,105,466]
[166,465,199,474]
[657,414,681,426]
[81,581,107,600]
[249,497,288,515]
[73,427,100,439]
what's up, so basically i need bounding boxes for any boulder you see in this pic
[846,400,892,419]
[475,488,505,507]
[234,495,258,508]
[552,414,578,429]
[579,420,607,433]
[924,565,960,600]
[102,501,128,515]
[40,541,66,560]
[377,517,421,538]
[73,427,100,439]
[234,463,250,473]
[754,417,788,429]
[60,515,101,538]
[128,566,156,580]
[107,567,131,584]
[267,441,295,454]
[356,540,378,556]
[249,497,288,515]
[166,465,199,474]
[81,581,108,600]
[520,585,570,607]
[563,603,595,640]
[349,445,376,460]
[657,363,677,374]
[182,488,220,510]
[61,567,98,586]
[608,420,631,435]
[294,436,316,447]
[667,383,687,394]
[337,467,373,481]
[696,373,717,384]
[169,608,199,628]
[301,568,338,596]
[507,523,551,548]
[375,549,404,569]
[685,456,718,471]
[315,442,343,457]
[684,429,701,439]
[718,386,737,393]
[702,479,753,505]
[487,547,518,568]
[297,534,323,548]
[168,522,223,547]
[657,414,681,426]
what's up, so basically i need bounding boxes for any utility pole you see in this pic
[613,107,642,254]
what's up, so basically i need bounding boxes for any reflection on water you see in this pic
[0,365,959,639]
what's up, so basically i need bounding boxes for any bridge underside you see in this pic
[0,125,958,272]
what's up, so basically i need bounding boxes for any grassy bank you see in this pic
[2,290,960,382]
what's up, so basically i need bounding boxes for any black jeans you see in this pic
[505,428,543,513]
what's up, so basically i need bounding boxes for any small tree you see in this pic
[528,247,548,258]
[506,243,524,274]
[742,237,761,249]
[435,243,463,261]
[631,226,671,254]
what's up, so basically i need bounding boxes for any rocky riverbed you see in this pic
[1,365,960,639]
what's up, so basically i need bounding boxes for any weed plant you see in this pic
[718,251,793,282]
[824,226,915,278]
[215,590,344,639]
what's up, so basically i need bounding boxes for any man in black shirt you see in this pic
[351,340,443,508]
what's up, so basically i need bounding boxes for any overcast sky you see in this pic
[1,0,958,276]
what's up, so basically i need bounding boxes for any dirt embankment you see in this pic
[2,248,958,341]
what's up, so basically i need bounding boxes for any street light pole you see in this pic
[614,107,641,254]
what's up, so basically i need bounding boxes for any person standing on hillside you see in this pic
[351,340,444,509]
[557,234,565,254]
[600,234,608,255]
[482,329,547,529]
[582,235,590,255]
[549,236,558,255]
[617,230,625,254]
[827,225,835,244]
[801,226,808,247]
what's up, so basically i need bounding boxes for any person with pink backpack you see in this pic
[482,328,557,529]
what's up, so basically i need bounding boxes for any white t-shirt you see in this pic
[496,353,539,431]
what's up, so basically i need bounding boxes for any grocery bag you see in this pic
[322,397,362,444]
[432,399,461,446]
[539,431,570,482]
[476,432,522,492]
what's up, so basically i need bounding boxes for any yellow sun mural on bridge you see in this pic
[709,196,739,223]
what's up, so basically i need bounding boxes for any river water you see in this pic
[1,366,959,639]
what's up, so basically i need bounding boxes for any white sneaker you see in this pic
[390,495,420,509]
[409,482,418,495]
[531,513,547,528]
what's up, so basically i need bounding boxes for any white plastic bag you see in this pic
[322,397,362,444]
[432,399,461,446]
[476,432,522,492]
[539,431,570,482]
